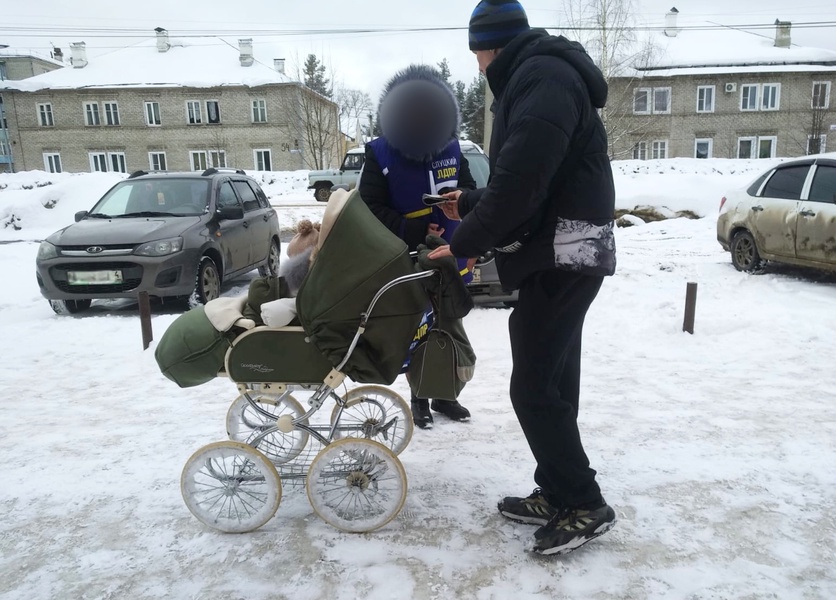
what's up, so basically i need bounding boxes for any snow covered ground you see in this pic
[1,161,835,599]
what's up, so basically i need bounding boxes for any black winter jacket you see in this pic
[450,29,617,290]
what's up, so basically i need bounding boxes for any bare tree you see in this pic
[787,101,830,156]
[336,87,373,145]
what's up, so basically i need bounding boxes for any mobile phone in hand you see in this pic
[422,193,448,206]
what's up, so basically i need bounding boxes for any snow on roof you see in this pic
[624,23,836,78]
[1,37,296,92]
[0,47,65,67]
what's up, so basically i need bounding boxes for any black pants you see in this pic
[509,269,604,509]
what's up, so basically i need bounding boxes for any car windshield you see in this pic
[88,179,211,218]
[464,150,490,188]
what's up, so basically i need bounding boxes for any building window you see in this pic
[206,100,221,124]
[43,153,62,173]
[0,138,9,157]
[149,152,167,171]
[651,140,668,159]
[812,81,831,109]
[633,88,650,114]
[740,85,758,111]
[254,149,272,171]
[696,86,715,113]
[209,150,227,168]
[0,63,6,81]
[89,152,108,172]
[38,103,54,127]
[84,102,101,126]
[738,136,777,159]
[104,102,120,126]
[694,138,713,159]
[252,99,267,123]
[761,84,780,111]
[807,134,827,155]
[632,141,648,160]
[187,101,202,125]
[653,88,671,114]
[108,152,127,173]
[145,101,161,126]
[190,150,208,171]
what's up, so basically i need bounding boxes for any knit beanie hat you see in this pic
[286,220,320,257]
[468,0,530,51]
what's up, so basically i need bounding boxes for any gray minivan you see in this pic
[36,169,281,314]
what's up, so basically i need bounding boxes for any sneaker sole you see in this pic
[533,517,617,556]
[499,510,551,526]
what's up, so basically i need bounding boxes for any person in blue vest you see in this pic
[359,64,477,429]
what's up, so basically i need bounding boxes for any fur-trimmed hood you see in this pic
[279,246,314,295]
[378,65,461,162]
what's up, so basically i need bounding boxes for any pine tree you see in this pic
[463,75,486,145]
[437,58,452,84]
[303,54,331,98]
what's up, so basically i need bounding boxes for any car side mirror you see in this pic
[216,206,244,221]
[74,211,88,222]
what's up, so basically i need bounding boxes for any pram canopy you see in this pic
[296,190,428,385]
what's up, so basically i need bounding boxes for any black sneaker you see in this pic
[497,488,558,526]
[411,399,433,429]
[430,399,471,421]
[532,503,616,556]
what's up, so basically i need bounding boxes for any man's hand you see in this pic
[440,190,462,221]
[427,245,454,261]
[427,223,445,237]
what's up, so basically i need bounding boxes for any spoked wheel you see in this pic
[731,230,765,272]
[226,392,309,464]
[181,441,282,533]
[330,385,413,455]
[307,438,407,533]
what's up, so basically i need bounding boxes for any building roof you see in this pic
[0,47,65,68]
[1,36,296,92]
[624,22,836,78]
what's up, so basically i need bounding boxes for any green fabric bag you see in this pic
[154,305,234,388]
[408,326,474,401]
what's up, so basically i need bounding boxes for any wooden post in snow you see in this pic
[138,291,153,350]
[683,282,698,334]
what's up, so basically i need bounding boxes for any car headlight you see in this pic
[134,237,184,257]
[37,241,59,260]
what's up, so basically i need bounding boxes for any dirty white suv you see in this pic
[308,148,365,202]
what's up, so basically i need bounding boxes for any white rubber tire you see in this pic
[226,392,309,464]
[329,385,413,455]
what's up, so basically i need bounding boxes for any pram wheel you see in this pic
[330,385,413,455]
[307,438,407,533]
[226,392,309,464]
[181,441,282,533]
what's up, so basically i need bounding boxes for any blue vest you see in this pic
[369,137,472,283]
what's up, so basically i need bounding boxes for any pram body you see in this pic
[180,190,436,533]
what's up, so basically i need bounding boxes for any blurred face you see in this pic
[474,49,500,74]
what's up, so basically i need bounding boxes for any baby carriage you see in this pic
[179,190,439,534]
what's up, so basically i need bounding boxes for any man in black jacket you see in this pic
[430,0,617,555]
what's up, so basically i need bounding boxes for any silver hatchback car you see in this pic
[717,153,836,272]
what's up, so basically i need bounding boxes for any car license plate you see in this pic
[471,267,481,284]
[67,270,123,285]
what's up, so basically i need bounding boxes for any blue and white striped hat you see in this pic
[468,0,530,51]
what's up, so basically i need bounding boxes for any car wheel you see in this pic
[314,184,331,202]
[191,256,221,305]
[258,238,281,277]
[730,230,765,273]
[49,299,92,315]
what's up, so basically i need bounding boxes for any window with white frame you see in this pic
[209,150,227,168]
[254,149,272,171]
[694,138,713,159]
[206,100,221,124]
[761,84,780,110]
[738,136,777,159]
[84,102,101,126]
[145,101,161,126]
[632,141,648,160]
[0,138,9,156]
[758,136,777,158]
[190,150,208,171]
[812,81,831,109]
[149,152,167,171]
[252,99,267,123]
[740,85,759,111]
[104,102,120,126]
[43,153,62,173]
[38,103,54,127]
[108,152,127,173]
[633,88,650,114]
[807,134,826,155]
[187,101,202,125]
[653,88,671,114]
[696,86,715,113]
[89,152,107,172]
[652,140,668,160]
